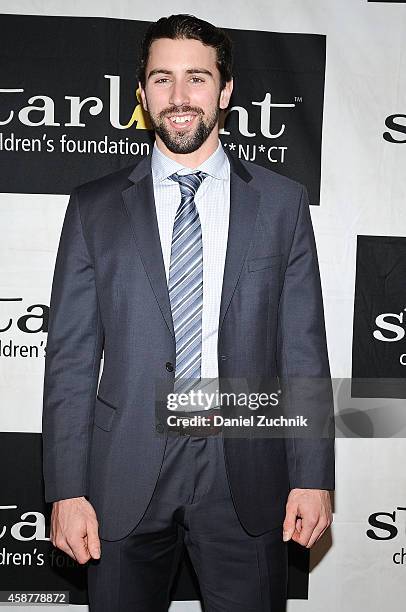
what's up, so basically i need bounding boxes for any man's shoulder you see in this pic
[238,157,305,200]
[73,159,142,200]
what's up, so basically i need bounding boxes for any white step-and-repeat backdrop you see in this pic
[1,1,405,610]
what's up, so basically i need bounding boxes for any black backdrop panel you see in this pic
[0,14,325,204]
[352,235,406,398]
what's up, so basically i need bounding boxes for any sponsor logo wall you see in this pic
[0,10,317,607]
[0,14,325,203]
[1,1,405,611]
[352,236,406,398]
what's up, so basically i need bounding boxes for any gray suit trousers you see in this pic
[87,432,288,612]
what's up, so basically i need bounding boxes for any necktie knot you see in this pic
[168,171,207,199]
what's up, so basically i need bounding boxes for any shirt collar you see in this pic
[151,139,229,183]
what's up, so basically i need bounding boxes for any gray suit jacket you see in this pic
[42,147,335,541]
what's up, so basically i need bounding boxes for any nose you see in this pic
[169,79,190,108]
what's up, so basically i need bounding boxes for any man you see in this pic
[42,13,335,611]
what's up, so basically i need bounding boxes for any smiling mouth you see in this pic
[166,114,198,127]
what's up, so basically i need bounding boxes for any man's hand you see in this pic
[50,496,100,564]
[283,488,332,548]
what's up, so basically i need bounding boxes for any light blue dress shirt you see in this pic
[151,139,230,393]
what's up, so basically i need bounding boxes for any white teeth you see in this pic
[170,115,193,124]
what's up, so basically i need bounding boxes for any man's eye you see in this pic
[154,77,204,84]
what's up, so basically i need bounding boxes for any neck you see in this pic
[155,131,219,169]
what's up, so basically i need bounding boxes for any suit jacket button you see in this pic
[166,362,174,372]
[156,423,164,433]
[220,355,228,361]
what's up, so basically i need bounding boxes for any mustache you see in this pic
[160,107,203,118]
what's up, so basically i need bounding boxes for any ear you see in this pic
[139,82,148,111]
[219,78,233,110]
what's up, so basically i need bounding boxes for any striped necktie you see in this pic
[168,171,207,396]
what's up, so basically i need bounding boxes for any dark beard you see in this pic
[150,106,220,154]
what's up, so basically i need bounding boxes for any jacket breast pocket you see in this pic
[248,254,283,272]
[93,394,117,431]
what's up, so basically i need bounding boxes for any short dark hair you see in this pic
[137,14,233,91]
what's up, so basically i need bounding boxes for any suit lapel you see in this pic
[122,157,175,337]
[218,150,261,333]
[121,146,261,339]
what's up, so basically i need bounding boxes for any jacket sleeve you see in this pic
[277,184,335,490]
[42,188,104,503]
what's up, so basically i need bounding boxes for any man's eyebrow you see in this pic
[147,68,214,79]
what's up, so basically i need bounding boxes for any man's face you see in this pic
[139,37,233,154]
